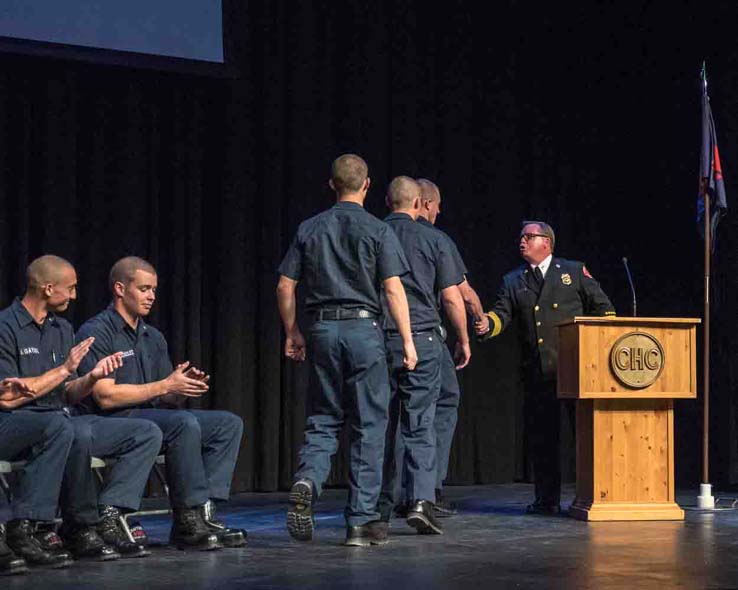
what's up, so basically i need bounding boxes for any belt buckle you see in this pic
[357,310,370,319]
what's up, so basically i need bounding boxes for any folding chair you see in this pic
[92,455,172,543]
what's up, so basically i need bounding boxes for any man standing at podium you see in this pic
[476,220,615,514]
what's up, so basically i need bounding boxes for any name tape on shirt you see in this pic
[120,349,135,359]
[19,347,40,356]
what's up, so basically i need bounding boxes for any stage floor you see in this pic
[3,484,738,589]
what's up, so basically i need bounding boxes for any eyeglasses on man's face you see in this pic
[519,233,549,242]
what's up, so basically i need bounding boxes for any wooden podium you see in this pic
[557,317,699,521]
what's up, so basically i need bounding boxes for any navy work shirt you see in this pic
[278,201,410,314]
[0,298,75,411]
[382,212,464,332]
[76,305,173,414]
[417,217,468,277]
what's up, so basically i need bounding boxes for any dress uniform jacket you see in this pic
[484,257,615,383]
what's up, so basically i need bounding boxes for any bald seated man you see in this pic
[0,255,162,565]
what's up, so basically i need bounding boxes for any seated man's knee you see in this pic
[140,421,164,450]
[222,412,244,439]
[70,419,94,451]
[172,411,202,438]
[45,414,75,446]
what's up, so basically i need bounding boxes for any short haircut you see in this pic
[522,220,556,251]
[109,256,157,291]
[387,176,421,210]
[331,154,368,195]
[26,255,75,291]
[416,178,440,202]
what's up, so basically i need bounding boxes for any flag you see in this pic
[697,74,727,246]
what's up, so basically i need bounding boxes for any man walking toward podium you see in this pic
[475,220,615,514]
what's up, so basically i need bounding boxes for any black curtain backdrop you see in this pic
[1,1,738,492]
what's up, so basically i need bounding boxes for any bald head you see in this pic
[386,176,421,211]
[330,154,369,196]
[109,256,157,292]
[416,178,442,224]
[417,178,440,202]
[25,255,78,312]
[26,255,75,292]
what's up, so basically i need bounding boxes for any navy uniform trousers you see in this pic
[0,411,161,524]
[0,411,74,522]
[434,345,461,491]
[378,331,442,515]
[295,318,390,527]
[380,340,456,511]
[108,408,243,509]
[62,415,163,525]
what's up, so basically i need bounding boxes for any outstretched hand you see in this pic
[474,315,490,336]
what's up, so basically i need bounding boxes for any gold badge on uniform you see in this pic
[561,273,572,285]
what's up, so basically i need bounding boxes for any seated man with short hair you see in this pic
[0,255,163,564]
[76,256,246,551]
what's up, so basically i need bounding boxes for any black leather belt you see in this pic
[314,308,378,321]
[385,325,447,341]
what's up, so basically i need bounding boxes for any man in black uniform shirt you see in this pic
[277,154,416,547]
[76,256,246,551]
[0,255,161,564]
[378,176,470,535]
[476,221,615,513]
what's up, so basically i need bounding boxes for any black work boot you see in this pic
[0,524,28,576]
[58,521,120,561]
[344,520,389,547]
[97,506,150,558]
[286,479,314,541]
[406,500,443,535]
[6,519,73,568]
[199,500,247,548]
[169,508,221,551]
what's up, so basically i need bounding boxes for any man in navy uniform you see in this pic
[0,375,69,574]
[277,154,416,547]
[414,178,485,516]
[0,255,161,564]
[378,176,470,535]
[75,256,245,551]
[476,221,615,514]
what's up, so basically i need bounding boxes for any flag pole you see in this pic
[697,61,715,509]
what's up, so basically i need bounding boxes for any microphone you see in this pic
[622,257,637,317]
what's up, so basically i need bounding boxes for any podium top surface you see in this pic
[556,316,701,327]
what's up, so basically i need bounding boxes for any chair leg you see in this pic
[0,473,11,503]
[119,514,137,544]
[153,464,169,497]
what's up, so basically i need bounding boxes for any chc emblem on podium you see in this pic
[609,332,665,388]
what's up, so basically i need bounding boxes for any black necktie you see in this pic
[533,266,544,287]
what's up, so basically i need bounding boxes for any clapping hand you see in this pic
[0,378,36,401]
